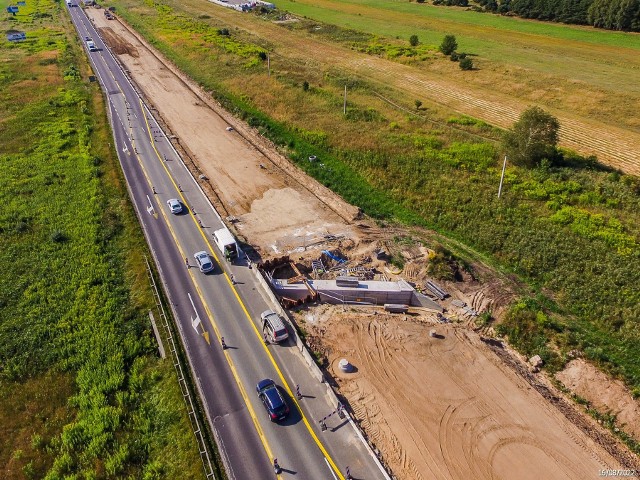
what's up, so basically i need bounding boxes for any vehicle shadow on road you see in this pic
[277,388,302,427]
[278,466,297,475]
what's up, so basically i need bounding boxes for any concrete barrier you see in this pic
[249,258,392,479]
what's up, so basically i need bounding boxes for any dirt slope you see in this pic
[91,17,358,255]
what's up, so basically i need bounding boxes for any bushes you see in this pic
[503,106,560,168]
[459,57,473,70]
[433,0,469,5]
[496,300,564,371]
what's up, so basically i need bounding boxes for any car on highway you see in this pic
[166,198,182,214]
[256,379,289,422]
[86,39,98,52]
[260,310,289,343]
[193,251,214,273]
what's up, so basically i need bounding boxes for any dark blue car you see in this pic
[256,379,289,422]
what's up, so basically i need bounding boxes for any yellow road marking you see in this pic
[89,21,283,477]
[135,100,279,474]
[139,99,343,479]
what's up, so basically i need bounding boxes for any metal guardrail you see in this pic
[80,12,219,477]
[144,256,217,479]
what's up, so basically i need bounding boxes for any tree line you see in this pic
[469,0,640,31]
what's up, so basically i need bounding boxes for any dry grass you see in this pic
[122,0,639,173]
[0,373,75,479]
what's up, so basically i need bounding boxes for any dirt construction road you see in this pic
[92,14,358,255]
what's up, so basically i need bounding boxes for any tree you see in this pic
[459,57,473,70]
[414,99,422,110]
[502,106,560,167]
[439,35,458,55]
[409,34,419,46]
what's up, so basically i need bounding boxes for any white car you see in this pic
[166,198,182,214]
[194,251,214,273]
[260,310,289,343]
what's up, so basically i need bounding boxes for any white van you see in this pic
[213,228,239,263]
[86,40,98,52]
[260,310,289,343]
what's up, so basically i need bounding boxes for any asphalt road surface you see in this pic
[67,4,388,480]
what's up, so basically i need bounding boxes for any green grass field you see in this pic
[272,0,640,95]
[279,0,640,48]
[0,0,207,477]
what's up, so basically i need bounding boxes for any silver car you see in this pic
[166,198,182,214]
[194,251,214,273]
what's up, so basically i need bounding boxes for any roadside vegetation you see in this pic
[108,0,640,399]
[0,0,206,477]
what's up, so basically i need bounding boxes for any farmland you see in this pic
[0,0,205,477]
[278,0,640,107]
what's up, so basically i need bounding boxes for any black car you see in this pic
[256,379,289,422]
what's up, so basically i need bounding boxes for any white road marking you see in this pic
[325,457,339,480]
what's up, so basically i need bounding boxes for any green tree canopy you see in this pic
[439,35,458,55]
[409,34,419,46]
[588,0,640,30]
[502,106,560,167]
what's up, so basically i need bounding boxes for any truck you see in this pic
[213,228,239,263]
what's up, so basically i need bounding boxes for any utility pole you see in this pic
[498,155,507,198]
[343,84,347,115]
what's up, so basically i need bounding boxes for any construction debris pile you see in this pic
[257,230,514,327]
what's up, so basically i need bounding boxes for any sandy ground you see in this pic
[91,14,358,256]
[557,359,640,441]
[86,10,639,480]
[306,311,630,479]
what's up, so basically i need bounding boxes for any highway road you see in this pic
[67,4,388,480]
